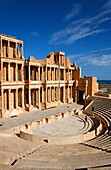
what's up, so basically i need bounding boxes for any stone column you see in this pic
[0,38,3,57]
[75,80,78,103]
[68,69,69,81]
[50,67,51,81]
[21,64,24,81]
[70,70,72,80]
[8,62,10,81]
[51,87,54,102]
[8,89,11,111]
[28,88,31,109]
[22,44,23,56]
[45,65,47,81]
[47,87,49,102]
[53,87,55,102]
[15,43,17,58]
[63,86,65,103]
[16,89,18,109]
[54,67,55,81]
[36,89,38,106]
[42,86,44,103]
[69,70,70,81]
[50,87,51,102]
[15,63,18,81]
[22,87,24,108]
[67,85,69,102]
[55,68,57,80]
[1,88,4,117]
[20,44,23,59]
[8,41,10,58]
[31,89,33,105]
[38,66,40,81]
[71,86,72,99]
[1,62,3,82]
[29,64,30,81]
[58,86,60,102]
[85,80,88,98]
[45,87,47,102]
[54,87,56,101]
[38,87,40,109]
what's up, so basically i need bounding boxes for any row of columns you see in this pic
[1,87,24,115]
[0,39,23,59]
[29,64,73,81]
[2,61,23,81]
[29,85,73,108]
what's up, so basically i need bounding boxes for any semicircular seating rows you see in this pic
[81,96,111,153]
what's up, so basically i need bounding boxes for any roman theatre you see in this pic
[0,34,111,170]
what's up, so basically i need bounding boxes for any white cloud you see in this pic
[68,48,111,67]
[103,0,111,10]
[88,54,111,66]
[90,47,111,54]
[31,32,40,36]
[64,29,104,44]
[97,17,111,25]
[64,4,81,21]
[49,1,111,45]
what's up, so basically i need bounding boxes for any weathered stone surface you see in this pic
[0,34,98,118]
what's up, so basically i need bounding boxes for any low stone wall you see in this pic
[19,109,96,145]
[83,109,108,136]
[20,129,85,145]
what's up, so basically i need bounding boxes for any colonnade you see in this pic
[0,38,23,59]
[1,87,24,113]
[28,85,73,109]
[2,61,23,81]
[29,65,73,81]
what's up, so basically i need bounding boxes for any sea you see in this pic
[97,80,111,84]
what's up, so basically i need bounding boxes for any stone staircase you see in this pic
[81,96,111,153]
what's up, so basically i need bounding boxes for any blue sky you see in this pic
[0,0,111,80]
